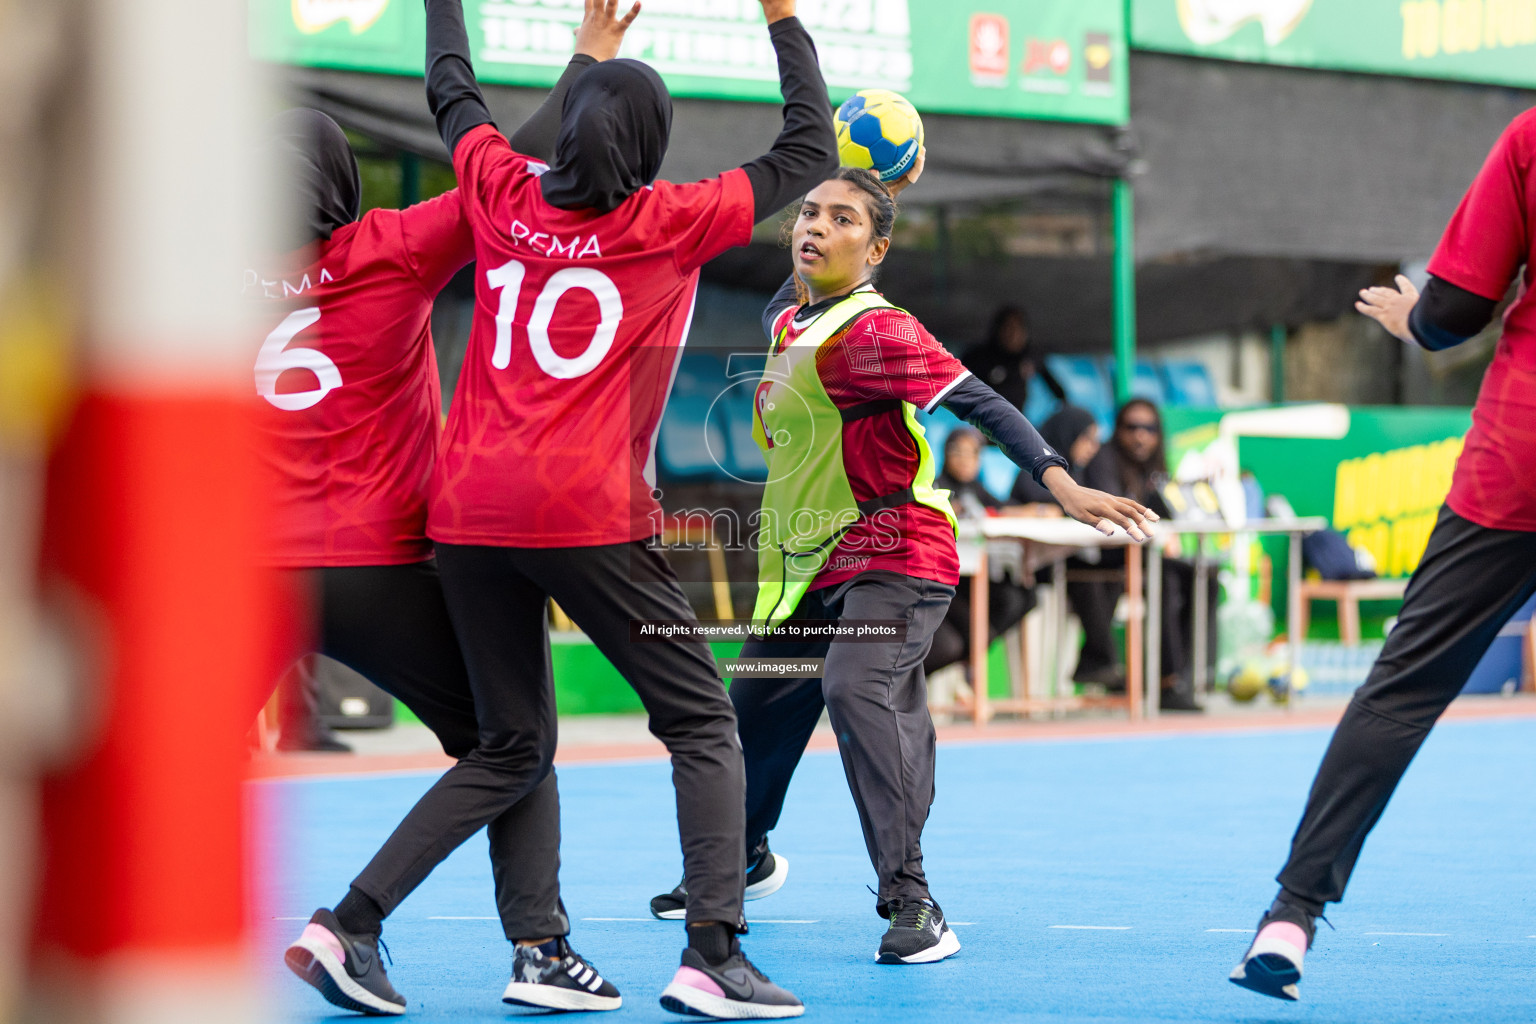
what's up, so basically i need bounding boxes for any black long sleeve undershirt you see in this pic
[425,0,596,161]
[741,18,839,222]
[426,3,836,212]
[941,376,1070,486]
[1407,275,1500,351]
[425,0,491,155]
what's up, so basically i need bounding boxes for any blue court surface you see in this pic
[255,713,1536,1023]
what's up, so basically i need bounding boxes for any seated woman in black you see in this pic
[923,428,1036,674]
[1078,399,1208,711]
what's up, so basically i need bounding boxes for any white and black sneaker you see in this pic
[503,938,622,1012]
[649,849,791,921]
[1229,900,1317,1002]
[284,908,407,1015]
[659,940,804,1019]
[876,897,961,964]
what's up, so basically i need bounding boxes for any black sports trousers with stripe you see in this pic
[1277,505,1536,906]
[732,569,955,917]
[349,541,748,931]
[283,560,568,941]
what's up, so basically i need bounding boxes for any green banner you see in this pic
[253,0,1127,124]
[1132,0,1536,90]
[1163,405,1472,637]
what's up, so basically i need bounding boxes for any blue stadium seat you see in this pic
[720,384,767,482]
[915,405,964,467]
[1134,360,1166,405]
[657,392,728,480]
[671,350,729,398]
[1022,380,1060,429]
[1102,357,1168,407]
[1042,355,1115,432]
[979,447,1020,500]
[1160,359,1220,407]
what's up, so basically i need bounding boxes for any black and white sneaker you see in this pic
[284,908,406,1015]
[876,897,961,964]
[503,938,622,1012]
[649,850,791,921]
[1229,900,1317,1002]
[659,941,804,1019]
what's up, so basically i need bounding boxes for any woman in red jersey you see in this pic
[648,157,1156,963]
[330,0,840,1017]
[1231,107,1536,1003]
[269,4,640,1016]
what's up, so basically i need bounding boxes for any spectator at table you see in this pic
[1076,399,1205,711]
[923,429,1038,674]
[962,305,1064,411]
[1008,404,1134,692]
[1011,405,1100,504]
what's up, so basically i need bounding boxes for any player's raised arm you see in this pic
[506,0,642,161]
[425,0,641,160]
[739,0,839,222]
[423,0,490,155]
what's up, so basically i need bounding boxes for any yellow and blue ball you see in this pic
[1227,662,1267,703]
[1267,666,1310,704]
[835,89,924,183]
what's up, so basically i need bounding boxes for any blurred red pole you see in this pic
[27,0,267,1018]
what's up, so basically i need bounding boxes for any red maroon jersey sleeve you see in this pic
[818,307,971,411]
[650,169,756,273]
[453,123,529,231]
[397,189,475,296]
[1428,112,1534,301]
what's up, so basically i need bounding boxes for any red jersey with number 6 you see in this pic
[248,190,474,566]
[429,124,755,547]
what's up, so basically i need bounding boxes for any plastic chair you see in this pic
[657,393,728,480]
[1022,381,1061,429]
[979,447,1021,499]
[915,405,964,465]
[1102,357,1167,407]
[1042,355,1115,431]
[720,385,768,482]
[1160,360,1220,407]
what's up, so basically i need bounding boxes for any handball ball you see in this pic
[1227,663,1267,703]
[1267,666,1310,704]
[835,89,924,183]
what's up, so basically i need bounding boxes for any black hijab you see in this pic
[266,109,361,251]
[1040,405,1097,467]
[541,59,672,214]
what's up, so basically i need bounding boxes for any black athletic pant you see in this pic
[1278,506,1536,905]
[733,570,955,916]
[284,562,566,941]
[351,541,747,930]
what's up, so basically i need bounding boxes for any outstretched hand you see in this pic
[574,0,641,62]
[888,146,925,198]
[1042,467,1159,542]
[1356,274,1420,344]
[759,0,797,24]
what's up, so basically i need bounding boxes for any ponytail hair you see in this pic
[782,167,901,304]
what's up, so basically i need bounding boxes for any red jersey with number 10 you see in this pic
[429,124,755,547]
[248,190,473,566]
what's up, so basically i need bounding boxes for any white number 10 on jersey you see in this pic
[486,259,623,379]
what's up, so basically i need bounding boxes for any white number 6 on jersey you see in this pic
[255,306,342,411]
